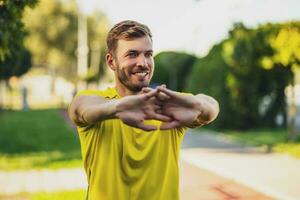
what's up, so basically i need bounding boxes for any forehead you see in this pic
[116,36,153,55]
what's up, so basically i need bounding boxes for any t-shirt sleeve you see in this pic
[75,90,104,98]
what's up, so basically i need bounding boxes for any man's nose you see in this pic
[137,55,147,67]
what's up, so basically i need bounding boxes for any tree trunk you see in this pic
[288,75,297,142]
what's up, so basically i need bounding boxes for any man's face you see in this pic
[112,36,154,92]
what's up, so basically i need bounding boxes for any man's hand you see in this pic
[156,86,203,130]
[116,88,171,131]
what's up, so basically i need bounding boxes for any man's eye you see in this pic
[145,52,153,57]
[128,52,138,57]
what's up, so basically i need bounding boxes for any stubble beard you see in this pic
[116,64,150,93]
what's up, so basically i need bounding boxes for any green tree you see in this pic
[0,48,32,80]
[223,23,299,129]
[222,23,283,129]
[187,22,300,131]
[0,0,37,80]
[187,43,232,129]
[152,52,197,91]
[260,22,300,139]
[22,0,109,83]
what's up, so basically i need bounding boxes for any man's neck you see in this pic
[115,83,139,97]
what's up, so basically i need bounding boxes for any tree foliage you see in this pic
[152,52,197,91]
[187,43,233,128]
[22,0,109,82]
[0,48,32,80]
[0,0,37,80]
[187,22,300,129]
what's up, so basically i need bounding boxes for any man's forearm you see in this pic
[195,94,219,124]
[77,99,120,125]
[68,95,124,127]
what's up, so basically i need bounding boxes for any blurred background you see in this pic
[0,0,300,199]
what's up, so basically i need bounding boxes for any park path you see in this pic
[0,159,273,200]
[0,168,87,194]
[181,129,300,200]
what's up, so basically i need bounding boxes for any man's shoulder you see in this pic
[75,87,119,99]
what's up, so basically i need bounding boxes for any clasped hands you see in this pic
[116,85,203,131]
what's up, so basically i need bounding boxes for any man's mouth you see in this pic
[131,71,149,77]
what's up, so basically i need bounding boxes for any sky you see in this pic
[78,0,300,56]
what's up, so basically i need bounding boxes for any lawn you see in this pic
[222,129,288,146]
[0,109,82,170]
[219,128,300,158]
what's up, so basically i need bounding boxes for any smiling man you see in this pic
[68,20,219,200]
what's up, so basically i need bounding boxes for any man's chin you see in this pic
[128,83,149,92]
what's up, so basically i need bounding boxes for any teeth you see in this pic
[135,72,147,76]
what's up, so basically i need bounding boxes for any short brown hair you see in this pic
[106,20,152,54]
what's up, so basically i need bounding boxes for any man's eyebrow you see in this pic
[124,49,153,55]
[126,50,138,53]
[145,50,153,53]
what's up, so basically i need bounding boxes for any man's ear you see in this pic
[106,53,116,71]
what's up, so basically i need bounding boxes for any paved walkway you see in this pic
[179,159,273,200]
[0,160,273,200]
[181,129,300,200]
[0,168,87,194]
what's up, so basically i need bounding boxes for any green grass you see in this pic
[0,189,86,200]
[0,109,82,170]
[221,129,288,146]
[218,128,300,158]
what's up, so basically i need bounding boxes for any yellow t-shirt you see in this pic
[76,87,186,200]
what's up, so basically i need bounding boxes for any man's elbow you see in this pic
[68,99,88,127]
[202,99,219,125]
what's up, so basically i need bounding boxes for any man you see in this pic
[68,20,219,200]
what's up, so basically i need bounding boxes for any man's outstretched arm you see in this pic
[68,89,171,131]
[156,86,219,129]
